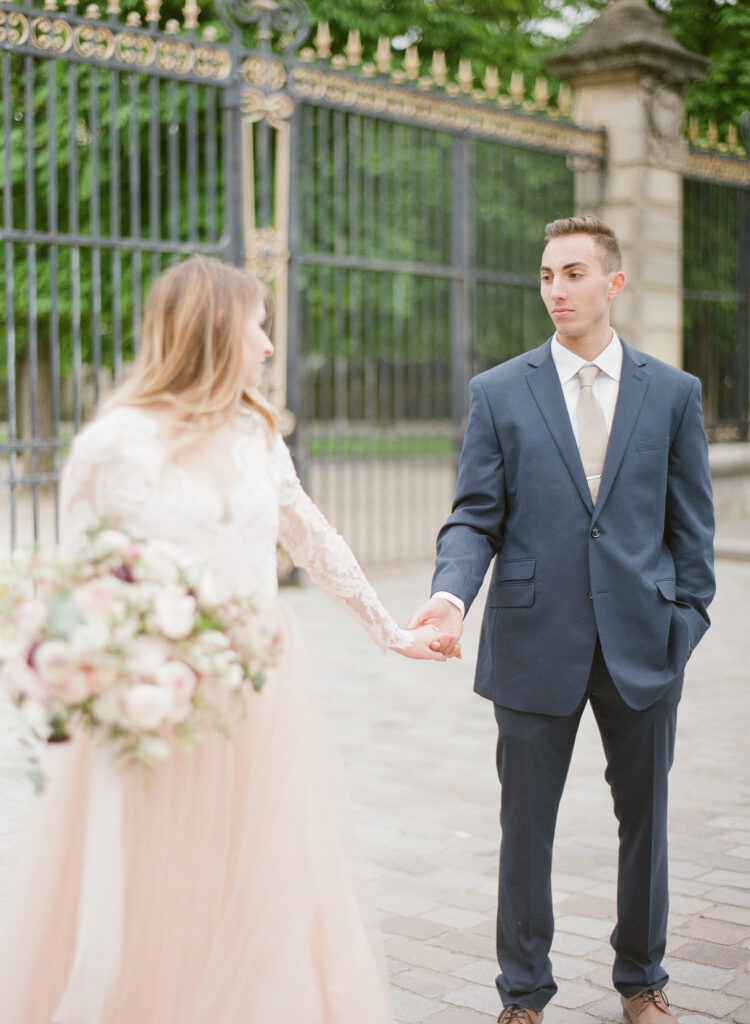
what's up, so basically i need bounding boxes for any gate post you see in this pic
[547,0,707,367]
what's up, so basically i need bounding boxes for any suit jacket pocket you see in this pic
[490,559,535,607]
[636,436,669,452]
[655,578,676,601]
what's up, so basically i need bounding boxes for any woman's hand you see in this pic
[391,624,462,661]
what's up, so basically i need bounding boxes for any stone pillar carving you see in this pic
[546,0,708,367]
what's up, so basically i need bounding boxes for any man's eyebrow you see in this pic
[539,260,590,272]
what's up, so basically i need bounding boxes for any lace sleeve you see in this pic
[59,412,157,548]
[275,437,411,652]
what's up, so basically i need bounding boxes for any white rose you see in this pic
[15,598,48,636]
[153,588,196,641]
[92,529,131,559]
[154,661,198,722]
[73,577,127,619]
[20,696,51,739]
[33,640,76,686]
[135,542,181,585]
[92,688,128,727]
[123,683,173,731]
[70,619,111,656]
[225,662,245,690]
[126,636,172,679]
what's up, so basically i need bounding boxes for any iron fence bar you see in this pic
[167,78,179,247]
[450,132,471,450]
[148,75,161,280]
[89,65,103,406]
[187,82,198,242]
[68,60,82,433]
[109,68,123,381]
[2,50,18,548]
[205,86,218,244]
[24,51,40,541]
[47,55,62,538]
[128,71,143,351]
[737,185,750,440]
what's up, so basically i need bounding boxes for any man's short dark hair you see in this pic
[544,215,622,273]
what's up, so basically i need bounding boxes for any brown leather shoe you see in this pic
[621,989,677,1024]
[497,1005,543,1024]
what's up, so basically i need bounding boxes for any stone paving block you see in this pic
[733,1002,750,1024]
[729,847,750,860]
[668,981,744,1017]
[375,891,442,916]
[440,889,497,914]
[553,932,609,957]
[549,1009,602,1024]
[423,1008,494,1023]
[708,905,750,928]
[551,872,600,895]
[423,907,489,930]
[704,889,750,911]
[470,916,497,938]
[555,893,616,919]
[664,956,735,988]
[392,966,471,1000]
[383,915,452,941]
[673,916,750,946]
[424,868,494,893]
[387,958,412,976]
[385,935,474,974]
[670,893,715,915]
[582,991,623,1019]
[392,986,447,1023]
[555,979,609,1009]
[556,914,614,939]
[433,928,495,958]
[672,860,713,881]
[449,958,497,987]
[670,876,715,898]
[700,870,750,891]
[670,940,750,970]
[442,982,500,1015]
[552,952,594,980]
[728,974,750,999]
[679,1016,726,1024]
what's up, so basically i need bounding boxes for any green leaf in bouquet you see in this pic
[45,590,80,638]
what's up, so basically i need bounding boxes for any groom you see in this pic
[412,216,715,1023]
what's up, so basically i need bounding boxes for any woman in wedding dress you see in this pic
[0,256,455,1024]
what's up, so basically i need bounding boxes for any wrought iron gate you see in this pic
[1,0,605,561]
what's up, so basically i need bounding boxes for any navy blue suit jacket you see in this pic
[432,338,716,715]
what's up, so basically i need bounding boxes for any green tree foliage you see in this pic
[650,0,750,129]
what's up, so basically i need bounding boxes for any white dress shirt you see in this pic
[433,331,623,619]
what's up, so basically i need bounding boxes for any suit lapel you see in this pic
[526,341,594,513]
[593,340,650,518]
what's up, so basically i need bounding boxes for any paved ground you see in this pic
[284,553,750,1024]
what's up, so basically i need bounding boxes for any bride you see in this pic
[0,256,456,1023]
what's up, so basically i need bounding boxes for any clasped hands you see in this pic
[392,596,464,662]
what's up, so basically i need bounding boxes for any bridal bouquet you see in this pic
[0,526,280,780]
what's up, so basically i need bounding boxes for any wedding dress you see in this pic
[0,405,406,1024]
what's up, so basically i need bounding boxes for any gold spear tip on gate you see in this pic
[430,50,447,86]
[483,65,499,99]
[145,0,161,24]
[404,45,420,80]
[375,36,391,73]
[557,83,572,117]
[345,29,362,66]
[314,21,331,59]
[509,69,525,106]
[533,76,549,111]
[182,0,199,30]
[457,58,473,93]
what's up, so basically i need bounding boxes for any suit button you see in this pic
[591,527,600,538]
[587,590,593,599]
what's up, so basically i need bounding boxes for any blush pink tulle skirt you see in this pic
[0,601,393,1024]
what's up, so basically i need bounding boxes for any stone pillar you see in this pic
[546,0,708,367]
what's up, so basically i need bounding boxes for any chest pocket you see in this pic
[489,558,535,608]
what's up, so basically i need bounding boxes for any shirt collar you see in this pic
[550,330,622,386]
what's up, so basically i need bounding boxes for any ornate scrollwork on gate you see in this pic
[73,23,115,60]
[215,0,310,54]
[241,55,286,90]
[30,16,72,52]
[245,226,289,281]
[0,10,31,46]
[242,85,294,125]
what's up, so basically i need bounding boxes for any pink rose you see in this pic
[51,669,95,705]
[123,683,173,731]
[154,661,198,722]
[74,577,126,619]
[32,639,76,686]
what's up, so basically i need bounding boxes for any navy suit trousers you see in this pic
[493,640,681,1010]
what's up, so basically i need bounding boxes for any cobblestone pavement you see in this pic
[284,556,750,1024]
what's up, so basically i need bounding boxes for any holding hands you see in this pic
[390,596,464,661]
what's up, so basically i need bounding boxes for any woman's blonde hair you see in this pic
[106,255,279,442]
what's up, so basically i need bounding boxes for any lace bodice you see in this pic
[60,407,410,652]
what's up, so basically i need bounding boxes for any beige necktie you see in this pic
[577,364,608,503]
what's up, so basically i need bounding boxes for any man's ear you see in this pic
[609,270,626,298]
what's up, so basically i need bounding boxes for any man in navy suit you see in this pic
[411,216,715,1024]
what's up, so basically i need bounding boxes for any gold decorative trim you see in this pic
[290,66,605,159]
[1,7,232,81]
[241,86,294,125]
[242,55,286,90]
[686,150,750,187]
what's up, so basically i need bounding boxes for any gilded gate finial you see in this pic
[182,0,199,30]
[345,28,361,66]
[375,36,391,73]
[430,50,446,87]
[314,21,330,59]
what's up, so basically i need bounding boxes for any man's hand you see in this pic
[407,596,463,659]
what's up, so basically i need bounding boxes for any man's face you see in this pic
[539,233,623,344]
